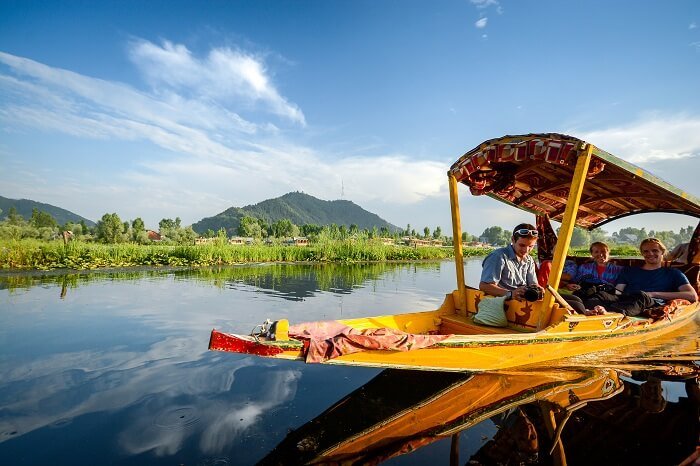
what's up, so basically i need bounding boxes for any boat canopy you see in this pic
[449,133,700,230]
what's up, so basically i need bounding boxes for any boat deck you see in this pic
[439,314,518,335]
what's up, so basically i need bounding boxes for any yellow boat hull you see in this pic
[209,289,699,372]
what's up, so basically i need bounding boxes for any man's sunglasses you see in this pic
[514,229,538,237]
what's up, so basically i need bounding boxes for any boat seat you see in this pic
[440,314,515,335]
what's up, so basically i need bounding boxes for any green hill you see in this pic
[0,195,96,226]
[192,192,399,235]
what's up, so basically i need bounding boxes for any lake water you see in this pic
[1,260,698,465]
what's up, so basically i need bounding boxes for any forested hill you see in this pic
[0,195,95,226]
[192,192,399,234]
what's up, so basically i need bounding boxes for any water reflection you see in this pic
[0,262,447,301]
[260,364,699,465]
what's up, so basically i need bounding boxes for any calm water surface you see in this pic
[0,260,698,465]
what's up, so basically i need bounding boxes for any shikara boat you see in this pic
[209,133,700,371]
[258,367,626,465]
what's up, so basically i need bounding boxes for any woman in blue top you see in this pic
[565,242,624,292]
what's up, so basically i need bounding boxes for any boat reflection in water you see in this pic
[259,362,699,465]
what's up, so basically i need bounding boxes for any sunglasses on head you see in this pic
[514,229,538,237]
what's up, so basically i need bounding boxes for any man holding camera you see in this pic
[479,223,589,313]
[479,223,542,300]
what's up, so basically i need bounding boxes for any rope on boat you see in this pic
[251,318,274,342]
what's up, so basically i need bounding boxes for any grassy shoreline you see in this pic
[0,239,639,271]
[0,239,485,270]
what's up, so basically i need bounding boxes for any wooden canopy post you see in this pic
[541,144,593,317]
[449,173,467,313]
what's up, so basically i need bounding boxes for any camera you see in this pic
[523,285,544,302]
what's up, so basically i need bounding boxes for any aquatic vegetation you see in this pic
[0,238,640,271]
[0,238,458,270]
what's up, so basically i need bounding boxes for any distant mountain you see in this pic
[192,192,399,235]
[0,195,96,226]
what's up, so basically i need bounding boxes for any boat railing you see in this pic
[453,287,567,333]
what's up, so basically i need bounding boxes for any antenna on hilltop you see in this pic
[341,178,344,200]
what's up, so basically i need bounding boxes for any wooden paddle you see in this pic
[546,285,575,314]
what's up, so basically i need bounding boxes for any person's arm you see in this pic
[479,281,511,298]
[561,260,578,289]
[526,259,539,288]
[648,284,698,302]
[479,251,509,297]
[614,267,629,294]
[479,281,528,299]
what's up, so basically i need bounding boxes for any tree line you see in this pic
[476,225,695,249]
[0,206,695,249]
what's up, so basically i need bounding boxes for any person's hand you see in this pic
[583,305,606,316]
[566,283,581,291]
[512,286,527,299]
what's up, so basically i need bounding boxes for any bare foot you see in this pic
[583,306,607,316]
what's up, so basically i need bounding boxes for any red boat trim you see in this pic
[209,329,294,356]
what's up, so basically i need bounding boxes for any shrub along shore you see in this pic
[0,239,640,271]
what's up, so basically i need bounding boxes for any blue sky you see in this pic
[1,0,699,236]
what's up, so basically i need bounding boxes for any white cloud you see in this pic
[691,41,700,51]
[574,114,700,164]
[690,22,697,30]
[127,39,305,125]
[0,47,448,227]
[470,0,499,9]
[475,17,488,28]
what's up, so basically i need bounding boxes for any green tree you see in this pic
[30,208,57,229]
[271,219,297,238]
[61,222,84,237]
[7,206,25,226]
[130,217,147,243]
[159,217,182,242]
[590,228,609,244]
[96,213,125,243]
[405,224,411,236]
[481,226,509,245]
[433,226,442,239]
[613,227,648,245]
[423,226,430,238]
[570,227,590,248]
[179,226,197,245]
[238,216,263,238]
[132,217,145,234]
[159,217,181,231]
